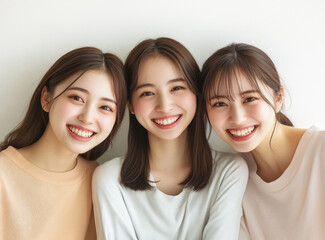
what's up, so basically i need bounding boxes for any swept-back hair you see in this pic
[0,47,127,160]
[121,37,212,190]
[201,43,292,127]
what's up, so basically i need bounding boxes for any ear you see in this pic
[127,101,135,114]
[41,86,51,112]
[275,87,284,113]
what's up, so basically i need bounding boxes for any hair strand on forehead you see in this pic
[202,43,293,128]
[201,42,294,149]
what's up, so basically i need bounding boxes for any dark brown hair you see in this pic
[201,43,293,127]
[0,47,127,160]
[121,37,212,190]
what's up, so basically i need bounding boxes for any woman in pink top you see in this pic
[0,47,126,240]
[200,43,325,239]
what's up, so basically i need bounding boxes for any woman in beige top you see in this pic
[0,47,126,240]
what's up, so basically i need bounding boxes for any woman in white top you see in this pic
[201,43,325,239]
[92,37,248,240]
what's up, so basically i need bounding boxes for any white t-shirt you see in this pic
[239,126,325,240]
[92,151,248,240]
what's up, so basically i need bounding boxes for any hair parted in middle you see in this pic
[121,37,213,191]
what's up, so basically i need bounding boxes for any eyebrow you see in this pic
[209,90,260,101]
[135,78,186,91]
[67,87,117,104]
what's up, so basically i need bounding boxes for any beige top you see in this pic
[0,146,97,240]
[239,127,325,240]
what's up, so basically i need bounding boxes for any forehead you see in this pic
[210,71,254,95]
[137,56,182,85]
[55,70,116,100]
[209,70,273,100]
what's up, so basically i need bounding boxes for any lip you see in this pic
[67,124,96,142]
[151,114,182,129]
[226,125,258,142]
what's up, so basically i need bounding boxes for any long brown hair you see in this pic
[0,47,127,160]
[201,43,293,127]
[121,37,212,190]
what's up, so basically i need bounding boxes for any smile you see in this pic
[151,115,182,129]
[152,115,181,126]
[67,125,95,138]
[228,126,255,137]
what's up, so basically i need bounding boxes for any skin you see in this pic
[19,70,117,172]
[207,73,306,182]
[129,56,197,195]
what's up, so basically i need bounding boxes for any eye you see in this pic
[244,97,256,103]
[171,86,185,91]
[212,101,227,107]
[101,106,112,112]
[70,95,83,102]
[140,92,154,97]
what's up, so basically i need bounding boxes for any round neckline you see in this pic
[4,146,87,185]
[245,127,314,192]
[148,172,188,198]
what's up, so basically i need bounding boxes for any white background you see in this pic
[1,0,324,163]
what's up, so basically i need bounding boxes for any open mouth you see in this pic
[227,126,257,137]
[151,115,182,129]
[152,115,181,126]
[67,125,96,138]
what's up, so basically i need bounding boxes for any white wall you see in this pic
[1,0,324,163]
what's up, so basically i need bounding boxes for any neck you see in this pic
[148,130,190,171]
[147,129,191,195]
[18,125,79,172]
[251,123,305,182]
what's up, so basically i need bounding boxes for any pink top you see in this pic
[240,126,325,240]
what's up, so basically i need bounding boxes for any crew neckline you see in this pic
[2,146,87,185]
[244,126,316,192]
[148,172,189,199]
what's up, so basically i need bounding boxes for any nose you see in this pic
[155,93,174,113]
[78,104,94,124]
[229,104,247,124]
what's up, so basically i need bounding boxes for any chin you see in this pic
[228,143,256,153]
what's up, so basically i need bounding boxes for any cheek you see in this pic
[50,101,77,120]
[179,92,197,113]
[206,104,228,126]
[207,108,225,130]
[99,115,117,135]
[133,100,151,117]
[250,103,275,122]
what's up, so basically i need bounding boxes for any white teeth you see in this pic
[154,116,180,126]
[229,127,255,137]
[69,126,94,138]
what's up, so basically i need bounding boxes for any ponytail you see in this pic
[277,112,293,126]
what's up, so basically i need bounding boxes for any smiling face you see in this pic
[130,56,197,141]
[206,72,282,153]
[42,69,117,155]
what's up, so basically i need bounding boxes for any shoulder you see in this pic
[308,126,325,140]
[0,146,16,160]
[92,157,123,188]
[300,126,325,150]
[212,150,248,173]
[211,150,249,181]
[0,146,24,171]
[0,147,12,172]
